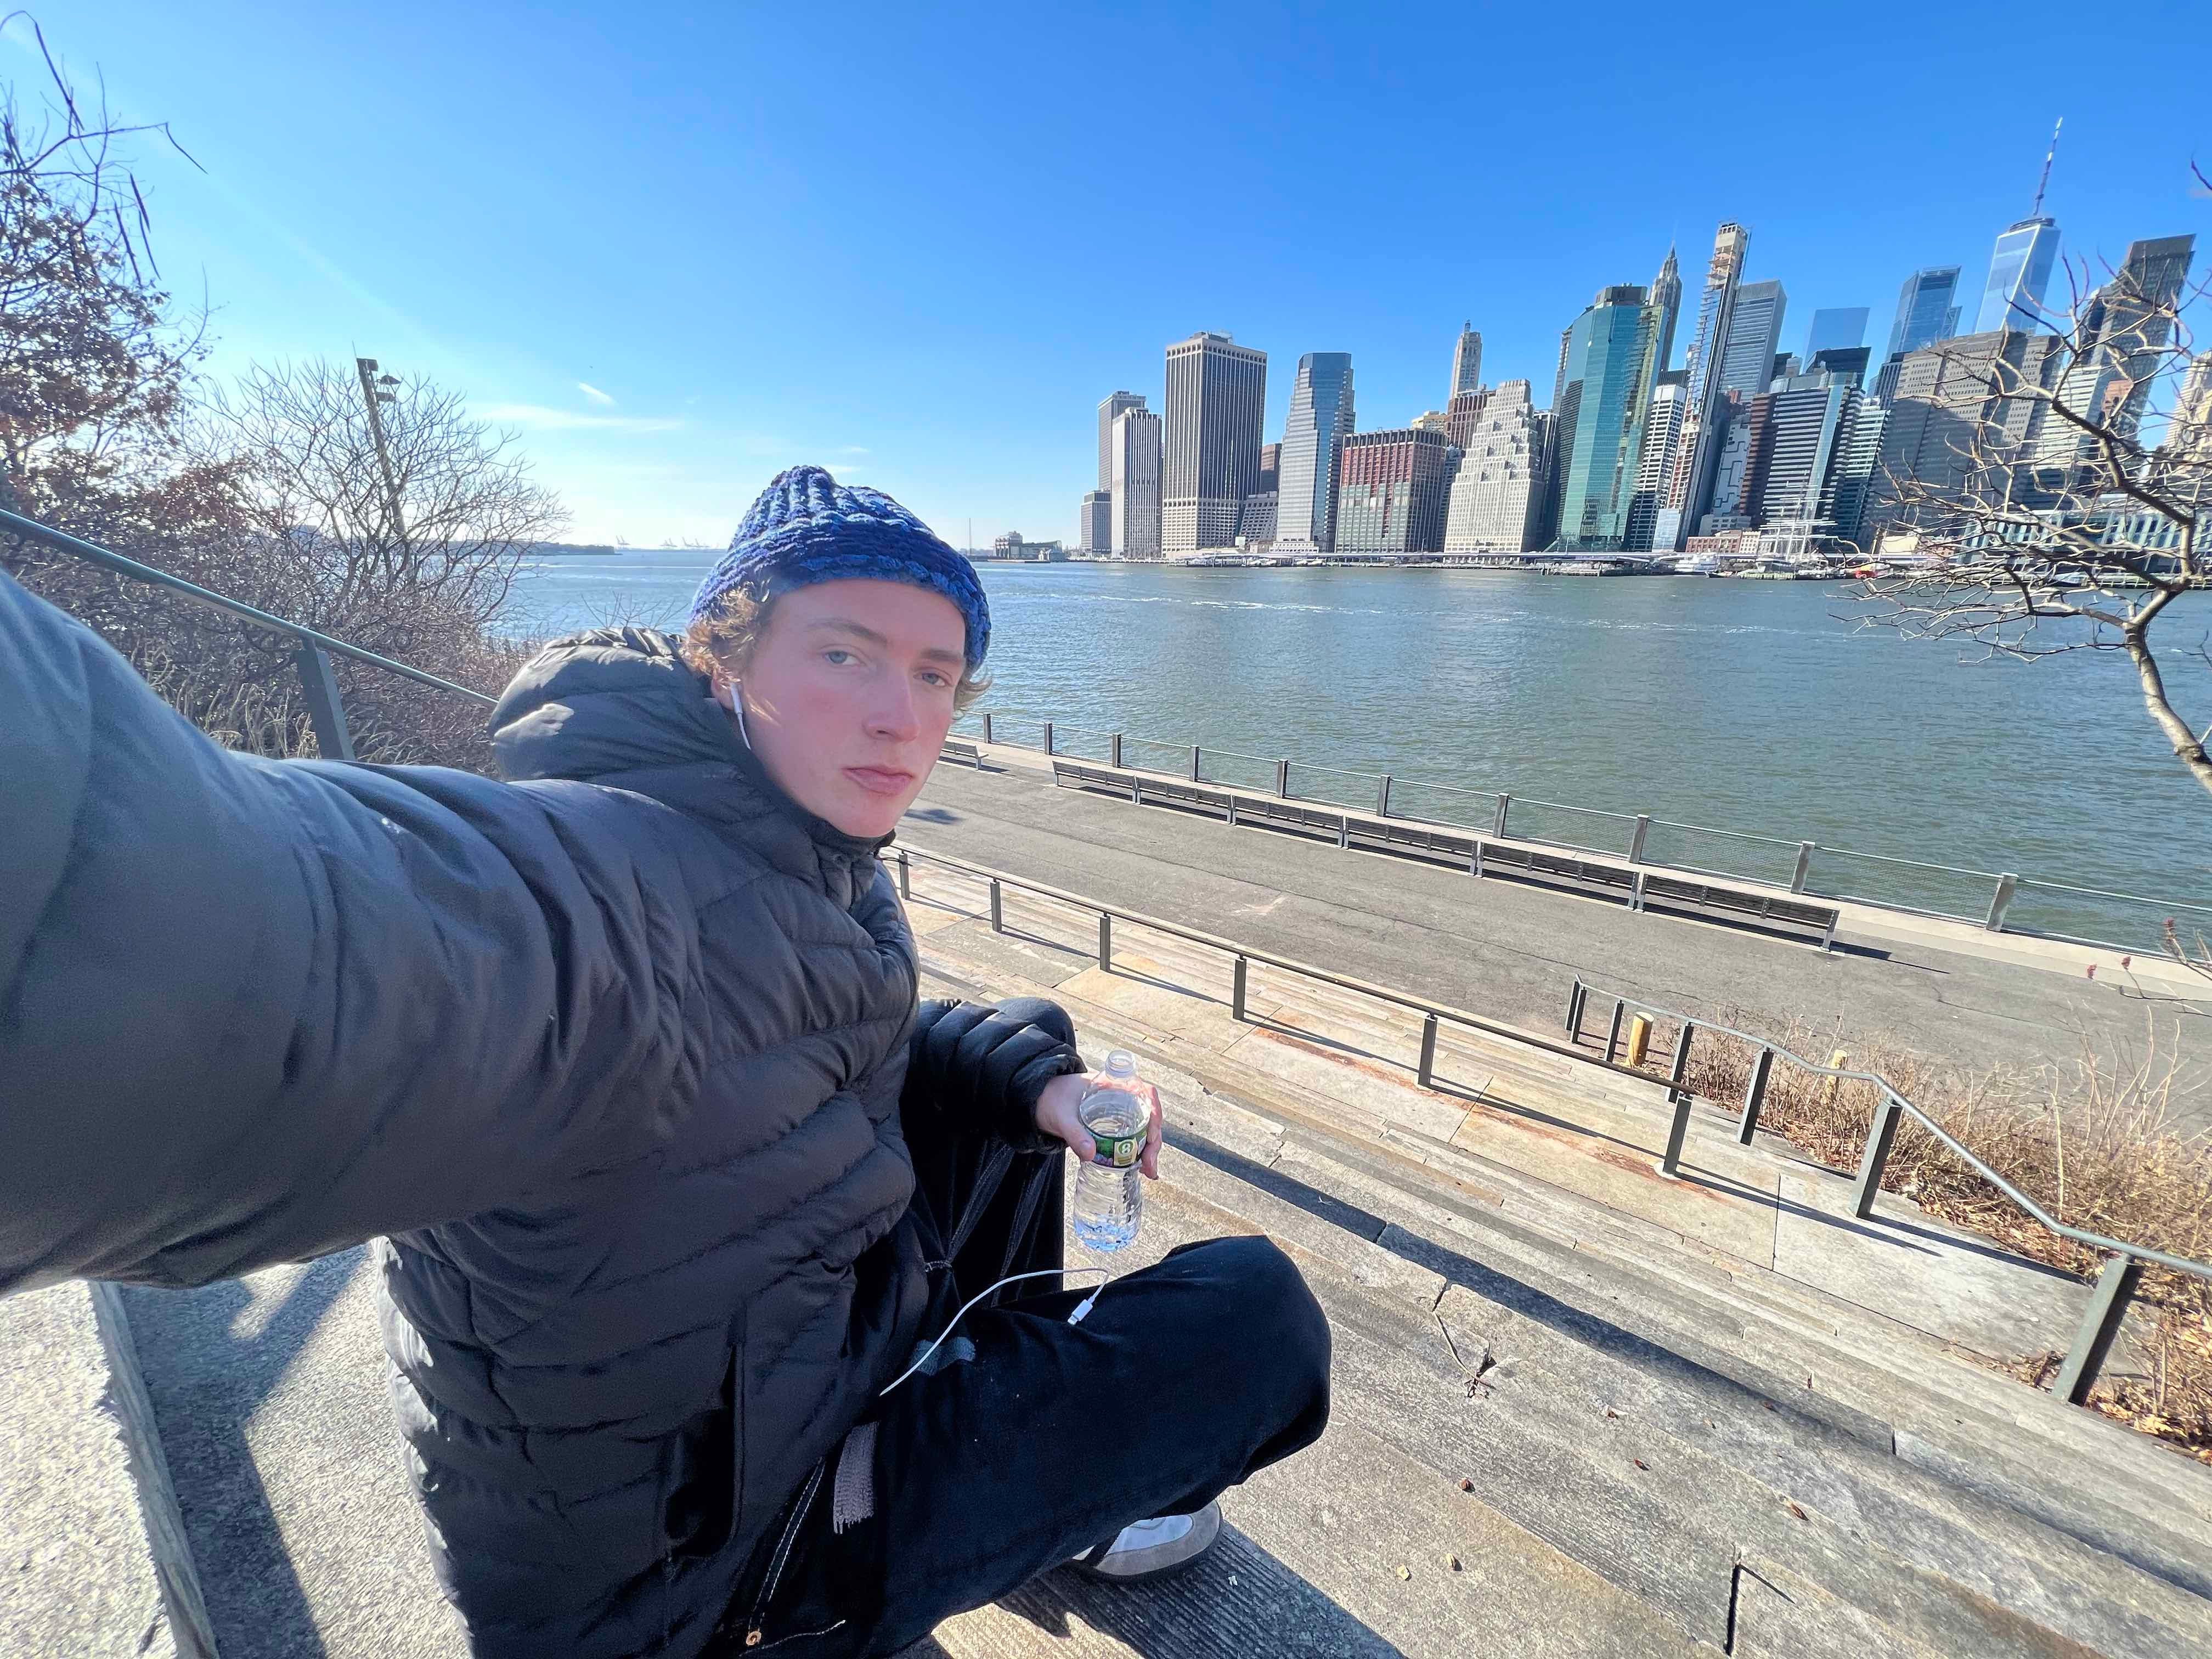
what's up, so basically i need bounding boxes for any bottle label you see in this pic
[1089,1124,1144,1167]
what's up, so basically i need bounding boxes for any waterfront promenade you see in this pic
[909,743,2209,1130]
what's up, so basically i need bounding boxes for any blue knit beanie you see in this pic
[689,465,990,673]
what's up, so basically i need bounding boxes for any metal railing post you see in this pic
[896,850,911,899]
[1376,775,1392,818]
[1190,745,1201,781]
[1603,998,1626,1063]
[1275,759,1290,798]
[982,712,994,743]
[988,878,1003,933]
[294,644,356,761]
[1986,873,2018,933]
[1566,980,1586,1039]
[2055,1257,2145,1405]
[1043,721,1055,757]
[1629,815,1650,865]
[1097,912,1113,972]
[1494,794,1512,837]
[1737,1046,1774,1144]
[1791,842,1814,894]
[1231,955,1248,1022]
[1337,814,1349,850]
[1418,1013,1438,1088]
[1850,1096,1903,1218]
[1660,1023,1696,1175]
[1110,732,1123,769]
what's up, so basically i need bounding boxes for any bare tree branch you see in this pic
[1853,214,2211,797]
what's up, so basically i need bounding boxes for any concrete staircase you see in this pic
[10,864,2211,1657]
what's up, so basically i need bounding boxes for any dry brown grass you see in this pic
[1651,1013,2212,1460]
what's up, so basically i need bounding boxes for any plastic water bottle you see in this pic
[1070,1052,1148,1252]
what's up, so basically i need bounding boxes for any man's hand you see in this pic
[1034,1070,1163,1179]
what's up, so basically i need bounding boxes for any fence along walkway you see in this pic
[895,838,2209,1414]
[961,707,2211,957]
[9,505,2203,1424]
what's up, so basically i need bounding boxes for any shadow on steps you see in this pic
[906,1521,1402,1657]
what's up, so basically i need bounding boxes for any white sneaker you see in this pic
[1065,1500,1223,1583]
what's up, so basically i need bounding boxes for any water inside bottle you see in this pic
[1071,1079,1146,1252]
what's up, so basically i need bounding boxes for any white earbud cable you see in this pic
[878,1267,1110,1397]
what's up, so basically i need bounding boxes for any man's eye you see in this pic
[824,649,854,665]
[919,671,951,689]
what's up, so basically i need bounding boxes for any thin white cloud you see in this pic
[578,382,617,405]
[837,445,871,456]
[479,403,684,433]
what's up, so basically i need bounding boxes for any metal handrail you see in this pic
[1566,975,2212,1407]
[2016,874,2212,919]
[2,506,496,761]
[1,507,496,706]
[963,703,2203,950]
[894,840,1604,1076]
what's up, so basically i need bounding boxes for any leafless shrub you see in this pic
[1652,1013,2212,1456]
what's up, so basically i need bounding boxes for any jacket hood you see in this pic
[489,627,894,899]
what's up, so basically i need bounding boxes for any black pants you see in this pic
[711,999,1333,1657]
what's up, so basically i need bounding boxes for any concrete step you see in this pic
[1128,1124,2212,1659]
[117,1253,469,1659]
[918,928,2208,1552]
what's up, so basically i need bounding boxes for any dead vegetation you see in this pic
[1655,1014,2212,1458]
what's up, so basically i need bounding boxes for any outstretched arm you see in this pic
[1,574,684,1294]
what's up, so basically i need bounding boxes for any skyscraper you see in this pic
[1804,307,1869,361]
[2041,233,2197,457]
[1718,280,1789,402]
[1810,346,1872,389]
[1552,284,1666,551]
[1078,490,1112,556]
[1162,332,1267,555]
[1627,370,1689,550]
[1449,324,1483,399]
[1333,428,1459,556]
[1444,387,1489,450]
[2168,354,2212,462]
[1097,392,1145,490]
[1973,120,2063,335]
[1649,245,1683,377]
[1739,369,1867,528]
[1443,380,1554,552]
[1866,330,2067,535]
[1654,222,1749,551]
[1886,267,1965,360]
[1109,407,1163,560]
[1274,352,1355,554]
[1976,218,2061,334]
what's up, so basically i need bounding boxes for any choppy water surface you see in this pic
[511,553,2212,938]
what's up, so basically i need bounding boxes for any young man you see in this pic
[0,465,1331,1658]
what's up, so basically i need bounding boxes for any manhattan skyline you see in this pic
[21,1,2210,546]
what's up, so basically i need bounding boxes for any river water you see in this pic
[510,551,2212,947]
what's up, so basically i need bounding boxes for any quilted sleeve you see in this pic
[0,571,688,1293]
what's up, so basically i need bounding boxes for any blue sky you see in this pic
[18,2,2210,546]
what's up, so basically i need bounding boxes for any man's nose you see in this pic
[865,673,923,741]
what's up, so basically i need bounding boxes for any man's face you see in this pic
[716,578,966,839]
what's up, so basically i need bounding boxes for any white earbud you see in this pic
[719,679,754,748]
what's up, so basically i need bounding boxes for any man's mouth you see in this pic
[843,766,916,795]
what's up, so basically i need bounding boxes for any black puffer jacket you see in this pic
[0,577,1084,1657]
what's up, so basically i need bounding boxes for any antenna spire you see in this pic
[2029,116,2062,218]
